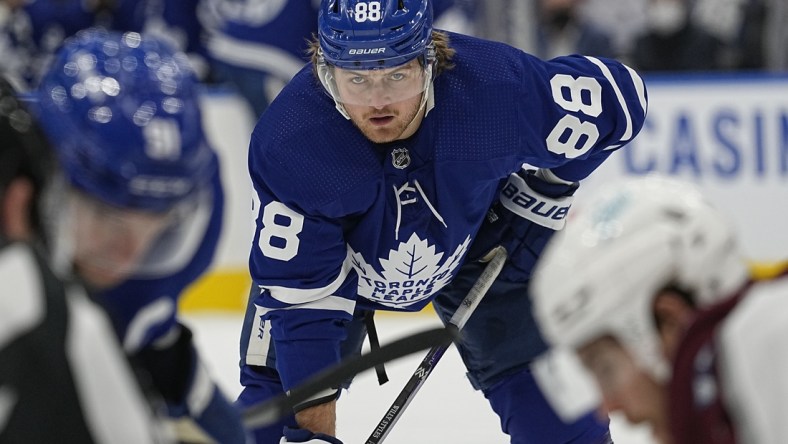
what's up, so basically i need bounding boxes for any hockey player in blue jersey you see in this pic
[240,0,648,442]
[201,0,473,117]
[31,29,248,443]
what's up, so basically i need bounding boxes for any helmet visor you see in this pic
[63,184,213,289]
[319,57,432,107]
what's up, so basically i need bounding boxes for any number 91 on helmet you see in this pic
[317,0,436,107]
[31,28,218,289]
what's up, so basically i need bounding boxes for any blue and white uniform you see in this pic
[242,30,647,443]
[32,29,248,444]
[95,172,242,443]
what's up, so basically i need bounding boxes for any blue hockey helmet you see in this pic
[318,0,434,69]
[34,28,216,214]
[31,29,219,285]
[317,1,437,113]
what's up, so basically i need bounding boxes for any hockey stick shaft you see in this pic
[241,326,459,429]
[365,246,508,444]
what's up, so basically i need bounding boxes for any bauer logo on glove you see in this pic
[500,172,574,230]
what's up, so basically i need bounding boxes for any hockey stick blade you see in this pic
[242,326,459,429]
[365,246,508,444]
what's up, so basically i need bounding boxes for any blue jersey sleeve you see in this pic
[247,123,367,391]
[518,53,647,181]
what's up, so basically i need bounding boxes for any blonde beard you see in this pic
[349,96,425,144]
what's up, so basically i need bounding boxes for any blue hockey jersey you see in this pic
[246,32,647,390]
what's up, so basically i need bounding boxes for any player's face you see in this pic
[578,336,671,442]
[69,191,173,289]
[334,60,427,143]
[342,90,424,143]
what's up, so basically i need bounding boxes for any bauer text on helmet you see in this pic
[317,0,435,107]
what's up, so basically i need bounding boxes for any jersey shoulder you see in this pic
[429,32,531,163]
[437,32,647,179]
[250,68,382,213]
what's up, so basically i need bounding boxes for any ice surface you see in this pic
[183,312,655,444]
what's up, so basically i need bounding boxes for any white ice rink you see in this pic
[183,311,656,444]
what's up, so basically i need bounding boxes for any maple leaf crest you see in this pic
[350,233,471,308]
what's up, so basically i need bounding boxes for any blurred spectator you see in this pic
[0,0,213,89]
[0,0,37,89]
[2,0,150,87]
[576,0,648,61]
[198,0,320,119]
[471,0,538,51]
[534,0,615,60]
[632,0,766,71]
[143,0,212,80]
[764,0,788,70]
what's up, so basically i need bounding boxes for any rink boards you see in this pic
[182,74,788,311]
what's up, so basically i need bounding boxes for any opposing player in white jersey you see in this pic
[0,76,172,443]
[532,175,788,444]
[31,29,249,443]
[240,0,649,442]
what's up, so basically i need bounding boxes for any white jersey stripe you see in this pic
[0,385,17,432]
[245,295,356,365]
[264,251,354,305]
[0,246,44,349]
[123,298,176,353]
[585,56,633,142]
[186,363,214,416]
[257,295,357,317]
[66,289,162,443]
[625,65,648,114]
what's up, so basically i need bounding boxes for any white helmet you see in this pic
[531,175,749,382]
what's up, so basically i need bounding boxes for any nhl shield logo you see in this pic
[391,148,411,169]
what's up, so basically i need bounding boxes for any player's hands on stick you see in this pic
[243,327,458,430]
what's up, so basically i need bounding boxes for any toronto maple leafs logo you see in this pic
[350,233,471,308]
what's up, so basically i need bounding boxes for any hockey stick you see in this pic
[365,246,508,444]
[242,326,459,429]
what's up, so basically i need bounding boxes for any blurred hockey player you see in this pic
[239,0,648,442]
[532,175,788,444]
[31,29,248,443]
[0,0,152,88]
[0,76,171,443]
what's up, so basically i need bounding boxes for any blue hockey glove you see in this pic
[499,168,577,230]
[468,168,578,276]
[280,427,344,444]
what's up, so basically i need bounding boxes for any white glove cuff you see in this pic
[499,172,574,230]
